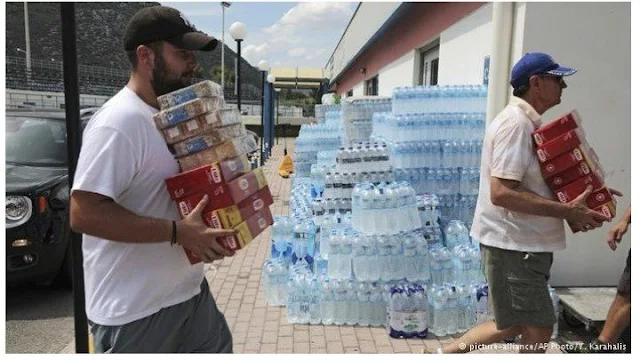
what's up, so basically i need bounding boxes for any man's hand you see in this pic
[607,218,629,250]
[565,185,611,232]
[176,194,238,263]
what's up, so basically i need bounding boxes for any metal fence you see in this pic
[6,55,264,102]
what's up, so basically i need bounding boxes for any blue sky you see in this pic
[162,1,358,69]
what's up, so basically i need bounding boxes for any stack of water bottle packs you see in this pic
[314,103,341,124]
[341,96,392,143]
[152,80,272,263]
[293,120,343,177]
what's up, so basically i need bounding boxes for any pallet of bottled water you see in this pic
[315,104,341,123]
[351,181,422,235]
[341,97,391,143]
[372,112,485,143]
[322,170,395,200]
[335,141,391,173]
[392,84,488,115]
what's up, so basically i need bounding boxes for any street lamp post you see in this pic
[267,73,276,159]
[258,60,270,166]
[220,2,231,90]
[275,88,281,145]
[230,22,247,112]
[23,2,32,83]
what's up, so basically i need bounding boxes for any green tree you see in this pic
[209,65,235,85]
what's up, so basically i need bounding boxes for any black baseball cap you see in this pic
[123,6,218,51]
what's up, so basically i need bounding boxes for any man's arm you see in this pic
[70,190,173,243]
[70,190,237,262]
[490,177,610,230]
[607,205,631,250]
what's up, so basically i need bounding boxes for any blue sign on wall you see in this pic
[483,56,490,85]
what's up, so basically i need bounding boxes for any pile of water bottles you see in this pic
[315,104,341,124]
[341,97,392,143]
[293,122,343,177]
[392,84,488,115]
[335,141,391,173]
[372,112,486,142]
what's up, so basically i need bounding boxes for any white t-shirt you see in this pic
[470,96,566,252]
[71,86,204,326]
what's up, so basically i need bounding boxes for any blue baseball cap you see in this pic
[510,52,577,88]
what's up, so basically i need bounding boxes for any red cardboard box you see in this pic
[568,201,617,233]
[203,186,274,229]
[185,207,274,264]
[536,128,587,163]
[555,174,604,204]
[548,161,602,190]
[175,168,268,218]
[165,155,251,200]
[533,110,582,146]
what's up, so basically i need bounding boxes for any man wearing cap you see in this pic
[440,53,613,353]
[70,6,235,353]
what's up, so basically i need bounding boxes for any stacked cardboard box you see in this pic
[534,110,616,232]
[153,80,273,263]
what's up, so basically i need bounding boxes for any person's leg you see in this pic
[598,293,631,343]
[182,278,233,353]
[443,245,526,353]
[443,321,522,353]
[519,324,553,353]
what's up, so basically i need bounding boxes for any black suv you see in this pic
[5,108,97,287]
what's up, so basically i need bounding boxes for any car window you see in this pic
[6,116,68,166]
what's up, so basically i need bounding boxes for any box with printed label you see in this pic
[165,155,251,200]
[533,110,582,146]
[203,186,274,229]
[535,128,588,163]
[217,207,274,252]
[161,107,241,145]
[157,80,223,110]
[153,96,226,129]
[185,207,274,264]
[554,174,605,204]
[547,161,605,190]
[172,123,247,157]
[175,168,268,218]
[568,201,617,233]
[177,134,258,171]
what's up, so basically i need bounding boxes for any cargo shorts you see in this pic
[480,244,556,330]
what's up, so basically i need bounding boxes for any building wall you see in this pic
[334,2,485,96]
[377,51,417,96]
[326,3,402,82]
[438,4,493,85]
[515,2,631,287]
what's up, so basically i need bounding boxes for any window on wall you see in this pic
[420,46,440,86]
[365,76,378,96]
[347,89,353,97]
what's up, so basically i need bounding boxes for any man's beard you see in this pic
[151,55,195,97]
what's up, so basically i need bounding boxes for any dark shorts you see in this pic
[89,278,232,353]
[481,244,556,330]
[617,250,631,299]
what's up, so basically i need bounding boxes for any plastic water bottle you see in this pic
[431,285,448,336]
[308,274,321,324]
[389,234,405,281]
[320,277,335,325]
[549,286,560,339]
[345,281,359,326]
[333,280,347,325]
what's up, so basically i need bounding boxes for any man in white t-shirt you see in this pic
[70,6,237,353]
[441,53,619,353]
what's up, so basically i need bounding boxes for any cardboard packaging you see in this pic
[548,161,606,190]
[153,96,226,129]
[535,128,587,163]
[172,123,247,157]
[533,110,582,146]
[568,201,617,233]
[158,80,223,110]
[185,207,274,264]
[554,174,605,204]
[165,155,251,200]
[161,107,241,145]
[203,186,274,229]
[177,134,258,172]
[175,168,268,217]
